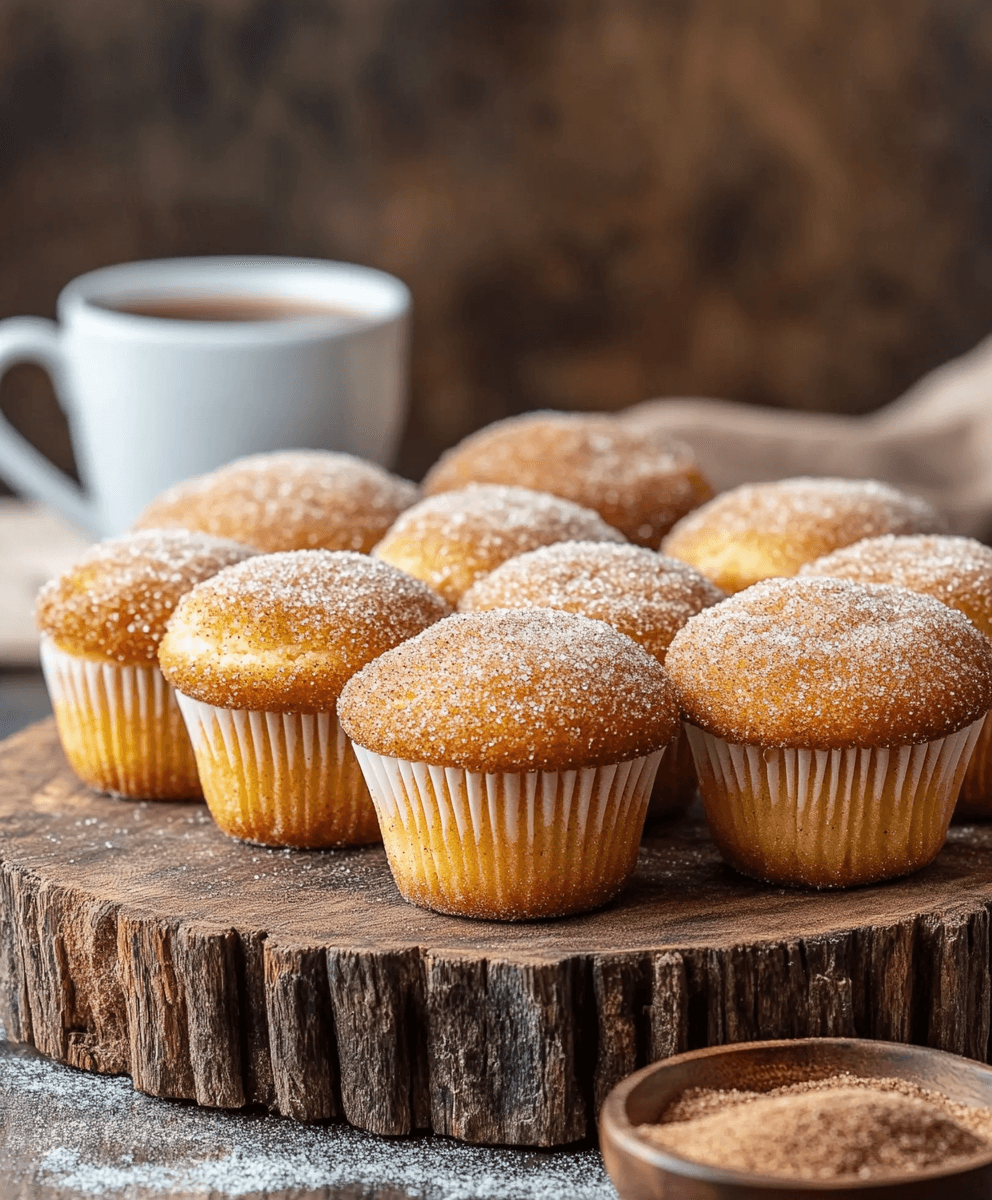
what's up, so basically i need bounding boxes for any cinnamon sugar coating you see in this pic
[134,450,418,553]
[641,1077,992,1180]
[666,576,992,748]
[422,411,713,546]
[371,484,627,604]
[158,551,451,712]
[338,608,679,772]
[801,534,992,638]
[661,477,944,594]
[35,529,258,664]
[459,541,724,663]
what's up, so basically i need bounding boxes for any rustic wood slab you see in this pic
[2,719,992,1147]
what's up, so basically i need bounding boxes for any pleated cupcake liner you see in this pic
[685,718,985,888]
[956,711,992,818]
[646,725,697,821]
[176,694,380,848]
[40,638,201,799]
[350,744,664,919]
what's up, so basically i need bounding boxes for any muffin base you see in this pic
[351,746,663,919]
[956,711,992,819]
[686,720,984,888]
[40,640,200,800]
[177,695,380,848]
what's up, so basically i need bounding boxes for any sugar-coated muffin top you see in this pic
[661,477,944,594]
[800,534,992,639]
[422,411,713,546]
[665,576,992,749]
[35,529,258,665]
[133,450,418,553]
[371,483,627,604]
[338,607,679,772]
[458,541,724,663]
[158,550,451,712]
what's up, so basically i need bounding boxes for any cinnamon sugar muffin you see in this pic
[801,534,992,818]
[665,576,992,887]
[134,450,418,553]
[338,608,678,919]
[35,529,257,798]
[661,478,944,594]
[459,541,724,818]
[422,412,713,546]
[371,483,627,605]
[158,551,450,847]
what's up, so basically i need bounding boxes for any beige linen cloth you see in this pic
[626,333,992,541]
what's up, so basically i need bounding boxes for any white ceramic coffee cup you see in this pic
[0,256,410,537]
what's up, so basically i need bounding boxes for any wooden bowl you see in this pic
[599,1038,992,1199]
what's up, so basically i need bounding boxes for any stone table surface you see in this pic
[0,1028,611,1200]
[0,674,616,1199]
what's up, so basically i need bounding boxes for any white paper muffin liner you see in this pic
[685,718,985,887]
[177,694,379,847]
[351,744,664,919]
[40,638,200,799]
[647,725,696,821]
[957,711,992,817]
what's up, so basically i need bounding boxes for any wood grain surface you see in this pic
[2,718,992,1147]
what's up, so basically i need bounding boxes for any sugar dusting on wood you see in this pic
[0,1032,610,1199]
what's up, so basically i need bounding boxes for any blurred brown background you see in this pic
[2,0,992,485]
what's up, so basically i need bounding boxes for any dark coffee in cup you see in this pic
[104,296,363,322]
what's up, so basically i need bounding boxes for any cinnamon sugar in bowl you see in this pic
[158,550,450,847]
[601,1039,992,1199]
[665,576,992,887]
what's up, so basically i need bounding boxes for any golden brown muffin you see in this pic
[661,477,944,594]
[459,540,724,819]
[422,411,713,546]
[371,483,627,605]
[459,541,723,662]
[665,576,992,887]
[134,450,418,553]
[800,534,992,638]
[35,529,258,799]
[158,551,450,848]
[801,534,992,818]
[338,608,678,918]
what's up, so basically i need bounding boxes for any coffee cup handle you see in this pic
[0,317,98,534]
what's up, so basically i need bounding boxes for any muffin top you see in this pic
[35,529,257,665]
[661,477,944,594]
[422,411,713,546]
[371,483,627,605]
[158,550,450,712]
[338,607,679,772]
[800,534,992,639]
[665,576,992,749]
[133,450,418,553]
[459,541,724,663]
